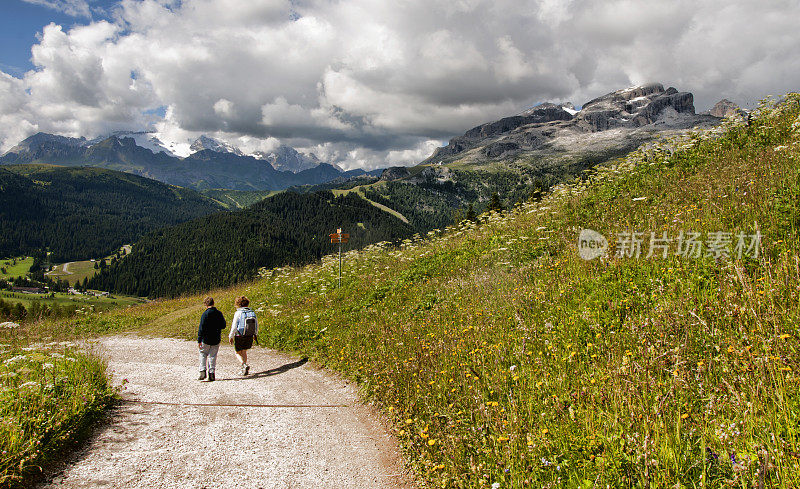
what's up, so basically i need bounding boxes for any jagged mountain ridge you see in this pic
[252,145,323,173]
[0,134,371,191]
[421,83,721,167]
[189,135,245,156]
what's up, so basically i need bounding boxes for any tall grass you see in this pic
[0,323,114,487]
[70,94,800,487]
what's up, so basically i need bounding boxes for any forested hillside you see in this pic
[0,165,223,261]
[87,191,415,297]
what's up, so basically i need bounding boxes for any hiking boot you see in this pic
[208,372,215,382]
[198,370,206,381]
[244,364,250,376]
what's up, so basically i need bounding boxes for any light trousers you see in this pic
[199,343,220,373]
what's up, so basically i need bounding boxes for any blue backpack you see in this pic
[236,309,257,337]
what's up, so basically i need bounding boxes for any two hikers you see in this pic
[197,295,258,381]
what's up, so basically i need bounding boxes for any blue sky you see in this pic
[0,0,118,76]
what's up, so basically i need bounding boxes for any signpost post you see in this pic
[329,228,350,287]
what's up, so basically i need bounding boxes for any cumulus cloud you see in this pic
[1,0,799,167]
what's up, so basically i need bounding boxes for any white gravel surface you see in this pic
[38,336,414,489]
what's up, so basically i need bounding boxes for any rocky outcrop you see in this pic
[575,83,695,131]
[427,103,574,162]
[423,83,712,165]
[705,99,746,118]
[380,166,412,181]
[482,141,520,158]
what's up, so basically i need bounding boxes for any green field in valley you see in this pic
[0,257,33,280]
[0,289,143,311]
[45,245,132,285]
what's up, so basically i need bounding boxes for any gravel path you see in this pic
[38,336,413,489]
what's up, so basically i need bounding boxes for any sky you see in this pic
[1,0,799,170]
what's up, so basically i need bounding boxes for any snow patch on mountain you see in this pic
[189,135,245,156]
[253,145,322,173]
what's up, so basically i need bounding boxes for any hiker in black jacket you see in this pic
[198,297,226,381]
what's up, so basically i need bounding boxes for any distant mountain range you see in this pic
[0,132,378,191]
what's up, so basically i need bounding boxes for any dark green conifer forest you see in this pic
[88,191,415,297]
[0,165,223,261]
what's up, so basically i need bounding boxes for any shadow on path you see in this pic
[217,357,309,381]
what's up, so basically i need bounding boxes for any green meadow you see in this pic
[0,258,33,281]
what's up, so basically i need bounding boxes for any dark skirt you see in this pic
[234,335,253,352]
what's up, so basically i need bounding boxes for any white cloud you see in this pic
[22,0,92,18]
[1,0,799,166]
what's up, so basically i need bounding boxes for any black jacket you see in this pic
[198,307,226,345]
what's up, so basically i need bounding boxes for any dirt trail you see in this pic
[38,336,413,489]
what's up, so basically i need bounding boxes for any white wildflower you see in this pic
[3,355,26,365]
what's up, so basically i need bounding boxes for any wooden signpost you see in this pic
[329,228,349,287]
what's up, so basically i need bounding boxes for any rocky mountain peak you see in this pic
[189,135,244,156]
[705,99,746,118]
[252,144,320,173]
[575,83,695,131]
[6,132,88,155]
[422,82,716,166]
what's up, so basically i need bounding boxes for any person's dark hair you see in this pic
[204,297,214,307]
[235,296,250,308]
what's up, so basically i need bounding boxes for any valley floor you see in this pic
[37,336,412,489]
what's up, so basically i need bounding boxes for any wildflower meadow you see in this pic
[33,93,800,487]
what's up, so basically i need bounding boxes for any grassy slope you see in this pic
[0,258,33,280]
[44,259,99,283]
[61,95,800,487]
[200,189,279,209]
[330,183,411,223]
[0,334,115,487]
[45,246,133,284]
[0,290,142,311]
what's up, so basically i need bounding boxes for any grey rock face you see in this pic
[428,103,574,162]
[705,99,746,118]
[253,145,320,173]
[424,83,709,166]
[5,132,87,156]
[482,141,520,158]
[576,84,695,131]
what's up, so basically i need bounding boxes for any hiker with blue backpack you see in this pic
[229,296,258,376]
